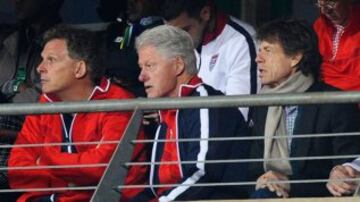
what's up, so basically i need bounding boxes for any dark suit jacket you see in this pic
[248,82,360,197]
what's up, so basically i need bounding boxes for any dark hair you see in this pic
[257,19,322,79]
[162,0,211,21]
[43,24,104,84]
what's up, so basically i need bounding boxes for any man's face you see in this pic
[166,11,207,48]
[37,39,79,95]
[317,0,348,25]
[138,45,179,98]
[255,40,299,87]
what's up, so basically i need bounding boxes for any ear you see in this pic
[290,52,303,69]
[174,57,185,76]
[74,60,88,79]
[199,5,211,22]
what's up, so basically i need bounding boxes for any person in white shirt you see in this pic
[161,0,258,121]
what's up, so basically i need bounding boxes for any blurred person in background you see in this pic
[314,0,360,92]
[0,1,64,200]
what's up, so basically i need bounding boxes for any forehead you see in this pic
[42,39,68,54]
[259,40,282,48]
[138,45,163,59]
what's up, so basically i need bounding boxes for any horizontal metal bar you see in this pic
[0,163,107,171]
[0,91,359,115]
[116,178,360,189]
[125,154,360,166]
[133,132,360,144]
[1,178,358,193]
[1,132,358,149]
[1,154,358,172]
[0,186,97,193]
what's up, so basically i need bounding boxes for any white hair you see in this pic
[135,25,198,75]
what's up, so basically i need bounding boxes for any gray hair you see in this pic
[135,25,198,75]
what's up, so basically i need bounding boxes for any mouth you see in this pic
[144,85,152,91]
[40,79,48,85]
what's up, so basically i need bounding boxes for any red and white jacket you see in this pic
[8,78,137,202]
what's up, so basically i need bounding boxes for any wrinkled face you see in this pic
[166,11,207,48]
[37,39,79,95]
[138,45,179,98]
[255,40,299,87]
[316,0,348,25]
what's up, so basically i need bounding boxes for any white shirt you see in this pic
[197,16,259,120]
[344,157,360,172]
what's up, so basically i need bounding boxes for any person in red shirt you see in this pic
[8,25,137,202]
[314,0,360,91]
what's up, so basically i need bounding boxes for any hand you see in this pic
[327,165,360,196]
[256,170,290,198]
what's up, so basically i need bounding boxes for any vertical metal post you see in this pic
[91,109,143,202]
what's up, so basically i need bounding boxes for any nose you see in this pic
[255,52,264,64]
[37,60,46,74]
[138,68,148,82]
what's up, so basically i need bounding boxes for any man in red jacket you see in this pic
[8,25,136,202]
[313,0,360,91]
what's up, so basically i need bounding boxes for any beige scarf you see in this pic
[261,71,314,180]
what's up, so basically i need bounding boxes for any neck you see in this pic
[172,74,194,98]
[207,10,217,33]
[58,81,94,102]
[332,3,351,26]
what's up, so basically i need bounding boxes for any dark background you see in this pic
[0,0,319,28]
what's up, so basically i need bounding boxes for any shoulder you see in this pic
[106,83,135,99]
[190,83,224,97]
[228,16,256,38]
[307,82,342,92]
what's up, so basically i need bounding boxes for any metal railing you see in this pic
[0,91,359,201]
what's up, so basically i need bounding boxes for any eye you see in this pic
[48,56,57,63]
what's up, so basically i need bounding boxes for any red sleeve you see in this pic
[8,115,66,189]
[39,111,133,185]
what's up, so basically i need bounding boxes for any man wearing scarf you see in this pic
[248,19,360,198]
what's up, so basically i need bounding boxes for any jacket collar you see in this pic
[178,76,203,97]
[159,76,203,122]
[202,11,228,45]
[44,77,110,102]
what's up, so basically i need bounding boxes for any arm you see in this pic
[8,115,65,189]
[224,36,258,119]
[39,111,132,185]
